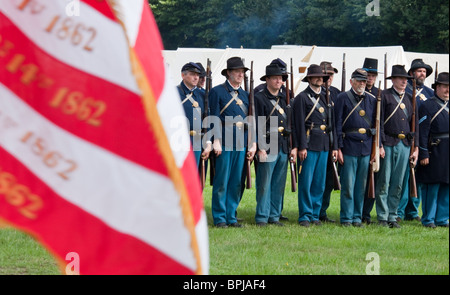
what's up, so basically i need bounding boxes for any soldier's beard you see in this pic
[415,76,425,86]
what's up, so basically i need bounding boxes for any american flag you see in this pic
[0,0,208,275]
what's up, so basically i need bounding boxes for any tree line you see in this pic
[149,0,449,54]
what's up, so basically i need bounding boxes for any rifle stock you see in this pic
[202,59,216,186]
[324,62,340,191]
[409,79,418,198]
[200,59,211,189]
[245,61,255,189]
[290,59,298,183]
[368,81,382,199]
[286,58,297,192]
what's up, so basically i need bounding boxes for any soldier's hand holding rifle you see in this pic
[201,142,212,160]
[290,148,298,164]
[247,142,256,161]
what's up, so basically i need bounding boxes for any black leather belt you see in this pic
[387,132,414,140]
[343,128,376,136]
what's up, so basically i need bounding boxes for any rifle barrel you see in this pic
[245,61,255,189]
[409,79,418,198]
[341,53,346,92]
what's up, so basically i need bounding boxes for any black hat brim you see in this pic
[260,74,289,82]
[221,67,250,77]
[386,74,413,80]
[302,74,330,83]
[408,64,433,78]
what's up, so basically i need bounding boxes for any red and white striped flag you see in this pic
[0,0,208,275]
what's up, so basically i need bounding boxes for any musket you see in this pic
[286,58,297,192]
[409,79,418,198]
[384,53,387,90]
[290,58,298,186]
[367,81,382,199]
[341,53,346,92]
[243,59,249,92]
[435,62,439,82]
[324,63,340,191]
[245,61,256,189]
[200,59,212,189]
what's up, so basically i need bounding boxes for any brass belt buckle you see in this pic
[320,125,327,131]
[358,128,367,134]
[398,133,406,139]
[278,127,285,133]
[235,122,244,129]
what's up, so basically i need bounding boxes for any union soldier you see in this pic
[196,62,207,93]
[361,57,380,224]
[407,58,434,107]
[398,58,435,222]
[254,58,292,97]
[375,65,418,228]
[335,69,378,227]
[177,62,211,165]
[362,57,380,97]
[292,64,338,227]
[255,58,292,221]
[208,57,256,228]
[319,61,341,223]
[416,72,449,228]
[254,64,292,226]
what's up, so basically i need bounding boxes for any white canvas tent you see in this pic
[163,45,449,97]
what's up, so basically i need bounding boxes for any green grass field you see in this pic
[0,170,448,275]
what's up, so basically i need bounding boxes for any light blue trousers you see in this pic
[340,154,370,223]
[375,142,410,222]
[420,183,449,226]
[398,169,422,220]
[194,150,201,166]
[211,150,246,225]
[297,150,328,222]
[255,151,288,223]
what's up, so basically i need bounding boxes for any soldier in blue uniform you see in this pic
[209,57,256,228]
[417,72,449,227]
[407,59,434,108]
[319,61,341,223]
[398,59,435,222]
[254,64,292,227]
[361,57,380,224]
[254,58,290,95]
[177,62,211,166]
[254,58,292,221]
[363,57,380,97]
[196,62,207,93]
[292,64,338,227]
[375,65,418,228]
[335,69,378,227]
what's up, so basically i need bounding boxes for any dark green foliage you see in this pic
[149,0,449,53]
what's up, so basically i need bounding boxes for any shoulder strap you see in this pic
[342,91,372,128]
[384,89,407,124]
[430,97,449,124]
